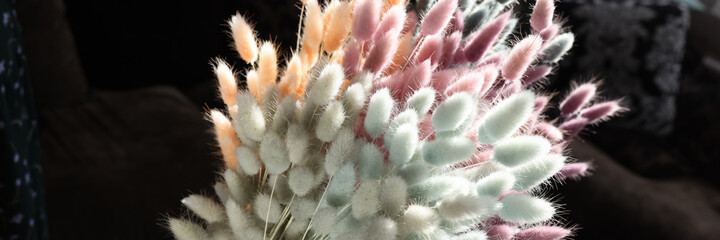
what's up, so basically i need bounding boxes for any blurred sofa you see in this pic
[12,0,720,239]
[15,0,218,239]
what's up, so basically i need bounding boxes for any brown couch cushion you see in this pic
[561,141,720,239]
[15,0,87,108]
[39,86,217,239]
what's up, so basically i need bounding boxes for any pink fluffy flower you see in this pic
[515,226,571,240]
[363,29,400,74]
[530,0,555,32]
[420,0,457,36]
[464,11,512,62]
[373,5,406,42]
[580,100,622,123]
[415,34,445,65]
[353,0,381,42]
[560,83,597,116]
[502,35,543,83]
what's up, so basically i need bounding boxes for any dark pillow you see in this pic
[554,0,689,136]
[15,0,88,108]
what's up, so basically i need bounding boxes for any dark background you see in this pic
[5,0,720,239]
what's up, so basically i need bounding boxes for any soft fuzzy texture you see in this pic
[353,0,381,42]
[420,0,457,36]
[530,0,555,31]
[170,1,623,239]
[228,14,258,63]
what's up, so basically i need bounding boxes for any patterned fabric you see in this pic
[554,0,689,135]
[0,0,49,239]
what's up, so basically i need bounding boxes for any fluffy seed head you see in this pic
[279,54,303,97]
[464,11,511,62]
[365,217,399,239]
[415,33,444,65]
[364,29,400,74]
[235,91,267,142]
[441,31,462,69]
[365,88,395,138]
[393,60,433,99]
[515,226,571,240]
[342,40,361,78]
[223,169,251,205]
[270,96,297,133]
[303,0,324,48]
[351,181,381,219]
[512,153,566,191]
[432,92,477,132]
[557,162,590,180]
[228,14,258,63]
[285,219,309,239]
[374,5,407,42]
[389,123,419,164]
[397,161,430,186]
[560,83,596,116]
[486,224,515,240]
[235,145,261,175]
[313,207,338,235]
[259,131,291,174]
[522,64,551,86]
[213,182,230,204]
[316,100,346,142]
[409,176,471,203]
[423,137,476,167]
[476,171,517,197]
[542,32,574,63]
[502,35,543,82]
[291,197,318,220]
[456,231,489,240]
[539,23,560,41]
[499,194,555,224]
[404,87,436,117]
[446,72,483,96]
[327,163,356,207]
[558,117,588,139]
[322,1,353,52]
[580,100,621,123]
[258,42,278,89]
[385,110,419,147]
[288,166,317,196]
[225,199,259,238]
[359,142,384,180]
[342,83,366,119]
[168,218,208,240]
[214,59,238,106]
[420,0,458,36]
[381,176,408,216]
[353,0,381,42]
[245,70,263,102]
[492,135,552,167]
[253,193,282,223]
[438,194,499,221]
[400,204,440,236]
[286,123,309,165]
[530,0,555,31]
[325,128,356,176]
[534,122,564,142]
[477,91,535,144]
[309,63,345,105]
[181,195,225,223]
[210,110,239,171]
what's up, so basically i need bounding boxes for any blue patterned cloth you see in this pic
[0,0,48,239]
